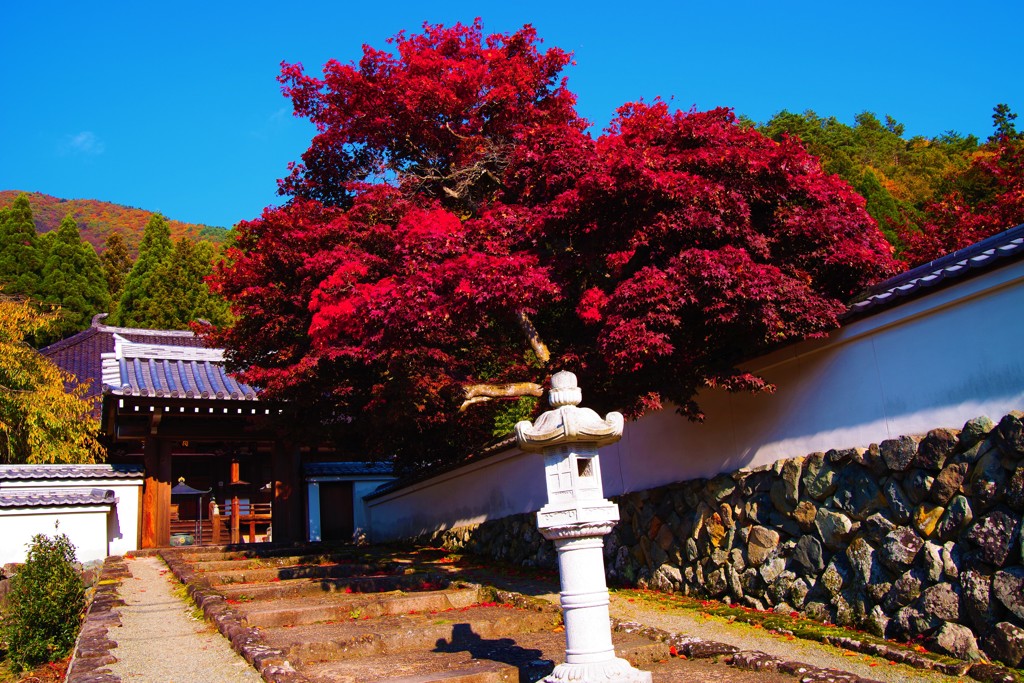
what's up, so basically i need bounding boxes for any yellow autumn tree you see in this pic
[0,296,104,463]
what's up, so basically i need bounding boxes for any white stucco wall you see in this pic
[367,259,1024,542]
[0,472,143,563]
[0,506,112,566]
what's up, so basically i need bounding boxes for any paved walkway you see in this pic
[105,557,262,683]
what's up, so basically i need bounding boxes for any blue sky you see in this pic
[2,1,1021,229]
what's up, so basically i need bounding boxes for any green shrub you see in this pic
[0,533,85,672]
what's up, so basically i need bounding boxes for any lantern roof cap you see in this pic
[515,372,623,452]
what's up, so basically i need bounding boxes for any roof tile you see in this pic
[0,464,144,481]
[0,488,117,508]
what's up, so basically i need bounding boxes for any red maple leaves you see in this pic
[210,21,899,470]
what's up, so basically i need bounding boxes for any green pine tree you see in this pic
[100,231,132,303]
[854,169,908,245]
[111,213,173,327]
[142,237,231,329]
[0,193,44,298]
[991,103,1021,142]
[37,214,111,344]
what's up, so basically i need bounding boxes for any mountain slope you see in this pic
[0,191,230,256]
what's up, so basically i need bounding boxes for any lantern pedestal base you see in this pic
[544,658,652,683]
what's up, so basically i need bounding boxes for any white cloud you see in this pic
[60,131,105,156]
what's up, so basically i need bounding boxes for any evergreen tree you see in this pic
[111,213,172,326]
[37,214,111,343]
[991,103,1021,142]
[0,193,44,298]
[142,237,231,329]
[854,169,907,244]
[100,231,132,303]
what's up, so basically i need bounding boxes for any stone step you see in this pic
[301,650,522,683]
[206,562,405,585]
[261,604,562,666]
[191,556,376,573]
[297,626,665,682]
[170,546,365,564]
[236,587,482,628]
[217,572,453,599]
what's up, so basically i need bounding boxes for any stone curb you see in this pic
[160,549,311,683]
[66,555,130,683]
[611,619,1023,683]
[613,618,886,683]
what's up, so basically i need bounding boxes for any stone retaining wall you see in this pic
[425,411,1024,669]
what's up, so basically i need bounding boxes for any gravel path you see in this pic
[106,556,262,683]
[607,593,967,683]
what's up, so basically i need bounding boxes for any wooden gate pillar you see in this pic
[272,440,303,543]
[141,437,173,548]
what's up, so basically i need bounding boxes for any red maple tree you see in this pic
[210,21,899,470]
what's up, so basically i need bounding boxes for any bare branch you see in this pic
[515,311,550,364]
[458,396,494,410]
[459,381,543,411]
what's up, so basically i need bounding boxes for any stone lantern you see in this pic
[515,371,651,683]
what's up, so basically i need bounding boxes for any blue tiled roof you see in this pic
[40,315,206,403]
[846,223,1024,318]
[41,315,259,403]
[0,488,117,508]
[101,335,259,400]
[304,462,394,477]
[0,464,144,481]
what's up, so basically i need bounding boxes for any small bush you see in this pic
[0,533,85,672]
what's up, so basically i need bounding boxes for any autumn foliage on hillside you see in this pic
[898,137,1024,265]
[211,21,900,470]
[0,191,228,257]
[760,106,1024,267]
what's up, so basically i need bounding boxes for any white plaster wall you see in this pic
[367,449,549,542]
[105,483,141,555]
[0,507,111,565]
[0,477,143,558]
[367,260,1024,542]
[352,479,391,533]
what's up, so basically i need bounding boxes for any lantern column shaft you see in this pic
[556,536,615,664]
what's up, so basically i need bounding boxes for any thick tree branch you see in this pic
[459,381,543,411]
[516,311,550,364]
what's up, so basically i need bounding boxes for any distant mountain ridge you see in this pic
[0,190,230,256]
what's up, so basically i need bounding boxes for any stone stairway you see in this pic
[158,545,808,683]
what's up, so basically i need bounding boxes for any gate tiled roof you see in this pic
[101,335,258,400]
[40,315,258,403]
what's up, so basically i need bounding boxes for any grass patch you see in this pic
[170,580,207,624]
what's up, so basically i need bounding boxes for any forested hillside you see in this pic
[755,104,1023,265]
[0,194,230,346]
[0,191,229,257]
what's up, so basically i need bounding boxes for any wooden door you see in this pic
[318,481,355,542]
